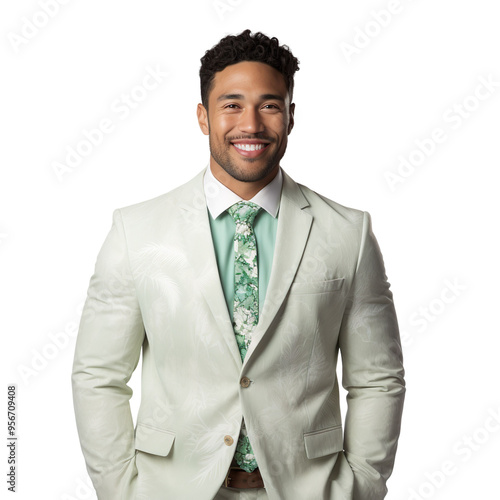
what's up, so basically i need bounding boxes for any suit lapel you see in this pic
[242,169,312,367]
[178,167,243,370]
[177,166,312,371]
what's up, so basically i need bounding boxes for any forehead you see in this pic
[210,61,288,101]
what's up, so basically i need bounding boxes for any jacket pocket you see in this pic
[134,423,175,457]
[290,278,344,295]
[304,425,343,459]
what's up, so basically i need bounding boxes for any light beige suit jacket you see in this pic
[71,166,405,500]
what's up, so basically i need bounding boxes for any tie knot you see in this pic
[227,201,262,227]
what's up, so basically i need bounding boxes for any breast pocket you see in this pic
[289,278,345,295]
[134,423,175,457]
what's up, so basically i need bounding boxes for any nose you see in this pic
[238,107,264,134]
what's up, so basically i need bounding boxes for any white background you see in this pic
[1,1,499,499]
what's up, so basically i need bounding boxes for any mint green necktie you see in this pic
[227,201,262,473]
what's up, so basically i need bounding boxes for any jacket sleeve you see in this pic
[338,211,406,500]
[71,209,144,500]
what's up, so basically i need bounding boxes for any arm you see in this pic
[71,209,144,500]
[338,211,406,500]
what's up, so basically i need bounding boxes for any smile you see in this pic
[233,143,267,151]
[231,142,270,158]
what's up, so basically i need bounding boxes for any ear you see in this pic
[287,102,295,135]
[197,103,209,136]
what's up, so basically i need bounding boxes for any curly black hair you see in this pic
[199,29,300,110]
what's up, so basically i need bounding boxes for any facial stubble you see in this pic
[207,119,284,183]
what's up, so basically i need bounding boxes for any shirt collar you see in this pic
[204,165,283,219]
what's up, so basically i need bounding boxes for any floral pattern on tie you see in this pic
[227,201,261,361]
[234,434,258,473]
[227,201,261,473]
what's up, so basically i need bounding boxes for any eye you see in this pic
[263,104,280,110]
[224,104,239,109]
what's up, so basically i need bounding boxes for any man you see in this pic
[72,29,405,500]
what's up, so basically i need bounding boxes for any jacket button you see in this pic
[224,435,234,446]
[240,376,251,388]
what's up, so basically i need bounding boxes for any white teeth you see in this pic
[233,143,266,151]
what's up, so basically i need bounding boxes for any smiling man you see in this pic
[72,29,405,500]
[198,59,294,198]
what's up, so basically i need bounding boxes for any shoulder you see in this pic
[283,169,366,226]
[115,168,205,222]
[302,182,364,222]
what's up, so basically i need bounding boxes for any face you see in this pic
[197,61,295,184]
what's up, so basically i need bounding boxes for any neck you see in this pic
[210,163,279,200]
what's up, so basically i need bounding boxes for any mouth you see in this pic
[230,141,270,158]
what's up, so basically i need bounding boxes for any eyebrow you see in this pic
[216,93,285,103]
